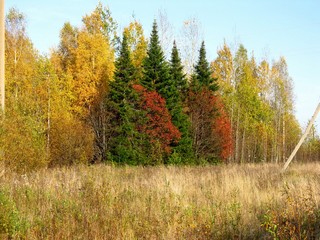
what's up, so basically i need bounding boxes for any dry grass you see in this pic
[0,162,320,239]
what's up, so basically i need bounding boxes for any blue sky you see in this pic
[5,0,320,130]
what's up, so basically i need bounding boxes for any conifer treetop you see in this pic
[192,41,218,92]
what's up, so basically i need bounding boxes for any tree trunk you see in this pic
[241,124,246,163]
[264,130,268,162]
[282,114,286,162]
[47,76,51,158]
[235,106,240,163]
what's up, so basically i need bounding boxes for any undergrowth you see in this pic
[0,163,319,239]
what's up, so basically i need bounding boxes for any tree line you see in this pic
[1,4,319,172]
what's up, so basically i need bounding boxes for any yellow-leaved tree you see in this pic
[123,19,147,81]
[0,8,49,172]
[50,3,116,163]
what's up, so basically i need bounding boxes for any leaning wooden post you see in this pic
[0,0,5,113]
[282,102,320,172]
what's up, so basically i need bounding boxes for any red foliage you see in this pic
[133,84,181,154]
[188,88,233,161]
[212,95,233,161]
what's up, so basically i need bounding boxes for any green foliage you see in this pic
[191,41,218,92]
[139,22,195,164]
[2,3,307,170]
[109,34,134,104]
[107,34,148,164]
[170,41,188,98]
[0,190,28,238]
[106,100,150,165]
[141,20,171,93]
[168,41,194,163]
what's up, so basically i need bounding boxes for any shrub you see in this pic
[262,184,320,239]
[0,190,28,238]
[133,84,181,163]
[0,110,48,173]
[49,115,94,167]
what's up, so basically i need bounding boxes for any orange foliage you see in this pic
[188,88,233,161]
[212,96,233,161]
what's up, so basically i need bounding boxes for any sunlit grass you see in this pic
[0,162,319,239]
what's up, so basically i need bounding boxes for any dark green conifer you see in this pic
[141,20,171,96]
[188,41,221,163]
[170,41,188,96]
[168,41,194,163]
[141,22,195,163]
[109,34,134,104]
[107,33,147,164]
[191,41,218,92]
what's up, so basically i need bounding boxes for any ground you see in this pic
[0,162,319,239]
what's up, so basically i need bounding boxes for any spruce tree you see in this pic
[109,34,134,105]
[189,41,221,163]
[107,34,147,164]
[141,20,171,96]
[191,41,218,92]
[168,41,194,163]
[141,21,185,111]
[142,21,195,163]
[170,41,188,96]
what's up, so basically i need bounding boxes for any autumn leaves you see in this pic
[3,3,305,171]
[107,20,231,164]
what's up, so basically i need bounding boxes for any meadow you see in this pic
[0,162,319,239]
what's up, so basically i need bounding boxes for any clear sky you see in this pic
[4,0,320,131]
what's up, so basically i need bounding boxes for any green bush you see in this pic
[0,190,28,239]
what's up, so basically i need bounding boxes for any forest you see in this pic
[1,3,320,239]
[1,3,320,172]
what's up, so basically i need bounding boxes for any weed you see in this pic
[0,163,319,239]
[0,190,28,239]
[262,183,320,239]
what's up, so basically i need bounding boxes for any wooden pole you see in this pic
[0,0,5,113]
[282,102,320,172]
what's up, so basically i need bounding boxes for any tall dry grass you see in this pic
[0,162,319,239]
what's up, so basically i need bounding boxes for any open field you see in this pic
[0,163,320,239]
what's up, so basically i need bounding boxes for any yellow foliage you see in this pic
[0,109,48,173]
[49,113,94,167]
[124,20,147,80]
[5,34,38,104]
[64,8,115,118]
[73,30,114,117]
